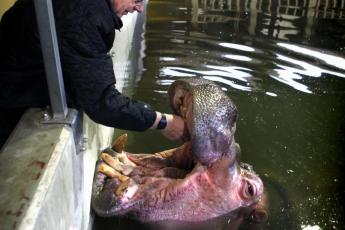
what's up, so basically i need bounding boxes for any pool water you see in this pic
[94,0,345,229]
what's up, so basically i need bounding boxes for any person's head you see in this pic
[112,0,144,17]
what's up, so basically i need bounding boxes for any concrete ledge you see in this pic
[0,109,79,230]
[19,122,80,230]
[0,12,142,230]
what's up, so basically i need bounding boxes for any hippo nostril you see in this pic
[240,162,254,173]
[178,96,183,103]
[176,96,185,117]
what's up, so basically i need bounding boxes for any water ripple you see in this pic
[277,43,345,72]
[144,0,345,96]
[146,30,345,95]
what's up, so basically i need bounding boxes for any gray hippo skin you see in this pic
[91,78,266,225]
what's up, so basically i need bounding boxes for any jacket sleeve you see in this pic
[57,7,156,131]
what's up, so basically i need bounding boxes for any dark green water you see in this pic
[95,0,345,229]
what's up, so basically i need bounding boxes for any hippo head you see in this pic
[91,78,266,225]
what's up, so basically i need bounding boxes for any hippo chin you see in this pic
[91,79,266,225]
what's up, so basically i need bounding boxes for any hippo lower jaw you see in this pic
[91,137,263,222]
[92,165,141,217]
[91,137,140,217]
[91,170,119,217]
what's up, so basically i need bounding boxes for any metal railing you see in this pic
[33,0,68,121]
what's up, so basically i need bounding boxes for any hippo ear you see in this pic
[250,209,268,223]
[250,191,268,223]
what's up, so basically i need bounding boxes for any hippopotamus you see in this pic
[91,78,266,227]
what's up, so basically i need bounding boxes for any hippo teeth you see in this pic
[111,133,128,152]
[115,179,131,196]
[98,163,129,182]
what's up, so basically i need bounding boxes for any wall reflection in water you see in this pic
[192,0,345,42]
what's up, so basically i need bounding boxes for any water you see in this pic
[94,0,345,229]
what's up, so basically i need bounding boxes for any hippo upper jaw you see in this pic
[168,78,238,166]
[193,130,237,167]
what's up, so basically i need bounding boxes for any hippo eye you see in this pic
[247,182,254,197]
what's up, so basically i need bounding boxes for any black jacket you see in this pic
[0,0,156,131]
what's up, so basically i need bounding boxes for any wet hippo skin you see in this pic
[91,79,267,227]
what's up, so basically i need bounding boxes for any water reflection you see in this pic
[157,36,345,94]
[223,54,252,62]
[219,42,256,52]
[271,52,345,94]
[192,0,345,45]
[145,0,345,95]
[277,43,345,71]
[95,207,267,230]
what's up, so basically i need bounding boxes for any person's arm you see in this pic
[56,3,189,139]
[56,4,156,131]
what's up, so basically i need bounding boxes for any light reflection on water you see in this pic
[153,34,345,95]
[95,0,345,229]
[277,43,345,71]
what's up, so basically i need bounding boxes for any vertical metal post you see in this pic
[33,0,68,120]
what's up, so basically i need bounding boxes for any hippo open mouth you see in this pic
[91,78,266,224]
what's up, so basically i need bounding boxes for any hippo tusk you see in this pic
[100,152,135,175]
[100,153,124,172]
[98,163,129,182]
[97,163,136,198]
[111,133,128,153]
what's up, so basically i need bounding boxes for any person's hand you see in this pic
[161,114,189,142]
[150,112,190,142]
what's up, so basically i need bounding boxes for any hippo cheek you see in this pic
[91,169,122,217]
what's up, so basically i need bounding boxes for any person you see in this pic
[0,0,188,148]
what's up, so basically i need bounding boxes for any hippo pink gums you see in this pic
[91,78,266,224]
